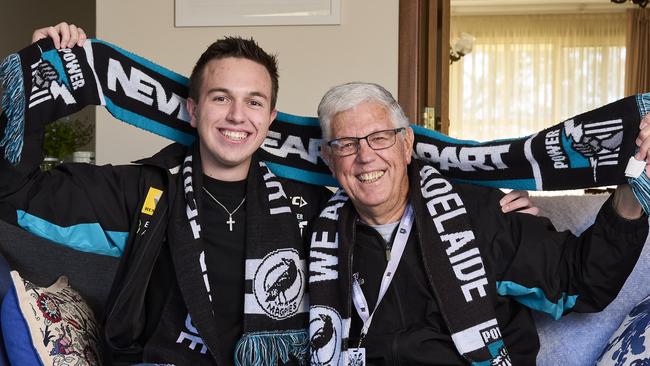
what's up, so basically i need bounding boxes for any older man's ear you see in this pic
[320,141,335,174]
[403,127,415,164]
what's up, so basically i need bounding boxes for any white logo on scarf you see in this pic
[253,249,305,320]
[29,59,76,109]
[309,306,343,366]
[563,119,623,180]
[491,347,512,366]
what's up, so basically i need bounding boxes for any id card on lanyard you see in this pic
[349,204,414,366]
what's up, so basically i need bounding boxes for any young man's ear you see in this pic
[269,108,278,126]
[187,98,198,128]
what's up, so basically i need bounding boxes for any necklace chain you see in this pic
[202,187,246,231]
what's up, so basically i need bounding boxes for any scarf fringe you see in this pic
[629,172,650,214]
[234,330,309,366]
[637,93,650,117]
[0,53,25,165]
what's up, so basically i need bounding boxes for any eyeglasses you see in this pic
[327,128,406,157]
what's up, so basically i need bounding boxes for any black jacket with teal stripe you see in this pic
[0,141,329,365]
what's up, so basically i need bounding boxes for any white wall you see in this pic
[1,1,96,153]
[95,0,399,164]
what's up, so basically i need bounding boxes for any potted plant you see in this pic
[41,117,94,170]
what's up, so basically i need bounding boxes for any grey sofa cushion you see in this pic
[0,219,119,318]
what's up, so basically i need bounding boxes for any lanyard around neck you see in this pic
[352,204,414,346]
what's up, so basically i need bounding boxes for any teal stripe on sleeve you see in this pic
[496,281,577,320]
[16,210,127,257]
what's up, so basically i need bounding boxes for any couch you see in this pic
[0,193,647,365]
[532,194,650,365]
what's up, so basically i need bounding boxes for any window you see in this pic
[449,13,626,141]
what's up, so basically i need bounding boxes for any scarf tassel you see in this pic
[0,53,25,165]
[234,330,309,366]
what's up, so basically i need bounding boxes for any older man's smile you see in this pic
[357,170,385,183]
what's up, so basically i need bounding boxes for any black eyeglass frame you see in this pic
[326,127,406,157]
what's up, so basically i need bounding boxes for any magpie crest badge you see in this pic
[310,306,343,366]
[253,249,304,320]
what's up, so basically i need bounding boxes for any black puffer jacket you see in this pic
[349,182,647,365]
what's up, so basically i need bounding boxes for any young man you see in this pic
[1,23,330,365]
[0,24,535,365]
[309,82,649,365]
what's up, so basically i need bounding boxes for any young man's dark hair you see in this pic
[188,36,280,109]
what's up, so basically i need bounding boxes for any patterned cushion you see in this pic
[0,271,102,365]
[596,294,650,365]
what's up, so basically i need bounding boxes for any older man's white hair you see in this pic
[317,82,410,141]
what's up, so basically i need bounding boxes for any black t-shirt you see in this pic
[201,175,247,364]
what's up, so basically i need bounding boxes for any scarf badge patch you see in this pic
[250,248,306,320]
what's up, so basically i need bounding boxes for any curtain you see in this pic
[625,8,650,95]
[449,13,626,141]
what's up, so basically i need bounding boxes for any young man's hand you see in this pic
[31,22,87,49]
[500,190,540,216]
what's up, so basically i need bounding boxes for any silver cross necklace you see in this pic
[202,187,246,232]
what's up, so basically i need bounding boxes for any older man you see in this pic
[308,82,649,365]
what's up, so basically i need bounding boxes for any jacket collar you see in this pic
[133,143,188,171]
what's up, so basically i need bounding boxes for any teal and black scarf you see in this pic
[1,37,649,364]
[1,38,649,207]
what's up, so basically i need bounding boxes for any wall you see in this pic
[0,1,95,58]
[1,1,96,154]
[95,0,399,164]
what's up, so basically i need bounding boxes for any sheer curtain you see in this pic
[625,9,650,95]
[449,13,626,141]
